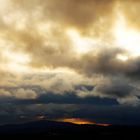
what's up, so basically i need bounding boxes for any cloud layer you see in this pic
[0,0,140,125]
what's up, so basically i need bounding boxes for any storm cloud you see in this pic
[0,0,140,125]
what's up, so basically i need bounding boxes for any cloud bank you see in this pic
[0,0,140,125]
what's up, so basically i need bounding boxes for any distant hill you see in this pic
[0,120,140,139]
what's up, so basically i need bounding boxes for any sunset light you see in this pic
[0,1,140,137]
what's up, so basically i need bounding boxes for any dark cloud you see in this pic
[29,93,118,105]
[94,78,140,105]
[96,81,133,98]
[0,103,140,125]
[0,0,140,125]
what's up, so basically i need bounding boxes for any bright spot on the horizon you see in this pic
[56,118,111,126]
[56,118,96,125]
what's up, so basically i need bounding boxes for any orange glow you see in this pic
[57,118,95,125]
[56,118,111,126]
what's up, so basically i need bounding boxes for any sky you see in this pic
[0,0,140,125]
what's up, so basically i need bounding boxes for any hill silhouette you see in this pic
[0,120,140,139]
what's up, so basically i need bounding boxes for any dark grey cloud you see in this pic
[94,78,138,96]
[17,93,117,106]
[94,78,140,105]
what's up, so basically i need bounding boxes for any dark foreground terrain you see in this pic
[0,120,140,139]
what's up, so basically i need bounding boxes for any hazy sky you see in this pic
[0,0,140,125]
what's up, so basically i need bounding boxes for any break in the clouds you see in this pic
[0,0,140,125]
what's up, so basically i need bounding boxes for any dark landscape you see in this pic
[0,120,139,139]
